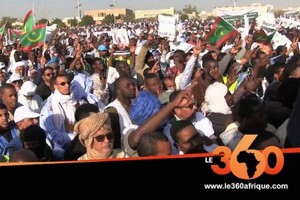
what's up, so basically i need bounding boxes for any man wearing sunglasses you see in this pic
[163,90,218,154]
[39,74,81,160]
[36,66,54,101]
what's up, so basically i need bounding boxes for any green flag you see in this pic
[0,25,5,35]
[0,22,7,35]
[253,29,275,45]
[20,23,46,52]
[206,17,238,46]
[22,10,35,35]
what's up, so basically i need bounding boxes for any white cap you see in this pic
[12,61,25,69]
[14,106,40,123]
[19,81,37,96]
[7,74,22,83]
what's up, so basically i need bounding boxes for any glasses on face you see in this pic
[57,81,71,86]
[44,73,53,77]
[94,132,114,142]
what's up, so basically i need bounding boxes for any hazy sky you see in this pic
[0,0,299,19]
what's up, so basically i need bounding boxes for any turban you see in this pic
[74,112,112,159]
[130,91,161,126]
[202,82,232,115]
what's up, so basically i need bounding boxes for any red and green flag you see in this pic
[253,29,275,45]
[22,10,35,35]
[8,29,22,41]
[206,17,239,46]
[20,23,46,52]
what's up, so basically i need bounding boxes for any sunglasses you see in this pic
[44,73,54,77]
[57,81,71,86]
[94,133,114,142]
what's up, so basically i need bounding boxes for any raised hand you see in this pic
[171,90,194,108]
[150,61,161,74]
[193,39,202,56]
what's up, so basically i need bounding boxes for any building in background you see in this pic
[135,7,175,19]
[62,17,81,26]
[85,8,134,24]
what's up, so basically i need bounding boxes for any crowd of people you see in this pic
[0,15,300,163]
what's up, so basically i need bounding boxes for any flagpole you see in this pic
[8,28,11,42]
[32,0,35,23]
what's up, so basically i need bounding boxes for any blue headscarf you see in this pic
[45,56,59,66]
[130,91,161,126]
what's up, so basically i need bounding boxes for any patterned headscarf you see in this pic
[74,112,112,159]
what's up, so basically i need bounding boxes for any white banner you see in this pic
[46,24,57,33]
[158,14,177,38]
[111,29,129,46]
[279,17,300,29]
[256,5,276,30]
[170,41,194,53]
[271,31,292,50]
[220,8,258,16]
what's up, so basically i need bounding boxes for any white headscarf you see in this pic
[51,89,77,131]
[8,49,17,73]
[202,82,232,115]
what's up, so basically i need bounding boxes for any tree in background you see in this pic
[79,15,95,26]
[123,13,135,23]
[68,18,78,27]
[182,4,198,15]
[180,14,189,21]
[0,17,17,28]
[38,18,49,25]
[51,18,66,28]
[102,14,114,24]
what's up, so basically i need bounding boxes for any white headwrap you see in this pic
[8,49,17,73]
[19,81,37,96]
[51,89,77,131]
[10,61,26,78]
[202,82,232,115]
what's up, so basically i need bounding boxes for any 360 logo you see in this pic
[211,134,284,179]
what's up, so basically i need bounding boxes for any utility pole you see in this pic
[233,0,237,8]
[75,0,82,20]
[32,0,35,20]
[109,0,116,23]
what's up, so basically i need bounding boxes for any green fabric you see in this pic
[0,24,5,35]
[206,17,237,46]
[253,29,275,44]
[20,23,46,52]
[22,10,35,35]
